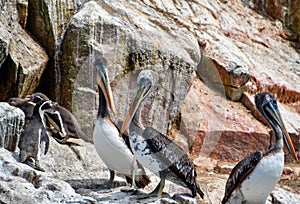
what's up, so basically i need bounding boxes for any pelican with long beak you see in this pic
[222,92,299,204]
[92,57,150,189]
[120,70,204,199]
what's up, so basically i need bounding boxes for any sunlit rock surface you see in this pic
[0,147,94,204]
[180,77,271,162]
[0,102,24,151]
[61,1,197,139]
[271,188,300,204]
[247,0,300,42]
[26,0,84,55]
[0,2,48,100]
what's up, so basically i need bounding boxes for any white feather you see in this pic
[229,151,284,204]
[93,118,135,175]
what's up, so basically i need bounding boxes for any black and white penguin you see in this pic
[19,100,63,171]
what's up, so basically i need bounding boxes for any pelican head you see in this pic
[95,57,116,115]
[120,70,156,135]
[255,92,298,162]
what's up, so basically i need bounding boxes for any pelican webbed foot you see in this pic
[135,178,165,200]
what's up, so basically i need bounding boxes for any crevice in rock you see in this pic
[246,75,300,104]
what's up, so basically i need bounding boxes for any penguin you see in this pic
[7,97,35,121]
[19,100,61,171]
[27,92,86,143]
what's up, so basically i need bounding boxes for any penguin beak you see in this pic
[97,71,116,115]
[24,95,33,101]
[265,103,299,162]
[119,83,149,137]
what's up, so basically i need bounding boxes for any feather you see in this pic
[222,150,263,204]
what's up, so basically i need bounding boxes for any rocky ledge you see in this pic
[0,133,299,203]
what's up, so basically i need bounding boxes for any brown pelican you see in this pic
[222,92,299,204]
[93,57,150,189]
[120,70,204,199]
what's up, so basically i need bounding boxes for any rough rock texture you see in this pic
[26,0,83,56]
[0,1,48,101]
[16,0,28,28]
[0,24,10,67]
[62,1,197,139]
[180,76,271,161]
[248,0,300,42]
[271,187,300,203]
[0,147,94,204]
[0,137,204,204]
[0,102,24,151]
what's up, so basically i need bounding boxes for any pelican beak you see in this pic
[97,71,116,115]
[119,83,150,137]
[266,103,299,162]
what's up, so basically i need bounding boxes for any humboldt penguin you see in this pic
[7,97,35,120]
[120,70,204,199]
[93,56,150,189]
[27,92,86,143]
[222,92,299,204]
[19,100,64,171]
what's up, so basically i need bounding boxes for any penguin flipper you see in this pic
[41,128,50,155]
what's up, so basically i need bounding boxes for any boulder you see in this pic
[0,102,24,151]
[271,187,300,204]
[0,22,48,101]
[0,147,95,204]
[180,76,270,161]
[26,0,82,55]
[60,1,198,139]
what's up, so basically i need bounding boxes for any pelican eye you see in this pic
[271,100,278,109]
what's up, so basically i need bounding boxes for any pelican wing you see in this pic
[143,127,204,198]
[222,150,263,204]
[114,120,151,188]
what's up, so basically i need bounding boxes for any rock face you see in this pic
[0,103,24,151]
[0,1,48,101]
[62,1,197,139]
[249,0,300,42]
[26,0,83,56]
[180,77,272,161]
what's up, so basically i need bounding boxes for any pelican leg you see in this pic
[136,178,165,200]
[149,178,165,198]
[121,157,138,192]
[130,157,138,189]
[108,170,115,188]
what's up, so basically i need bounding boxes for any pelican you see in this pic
[93,57,150,189]
[120,70,204,199]
[222,92,299,204]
